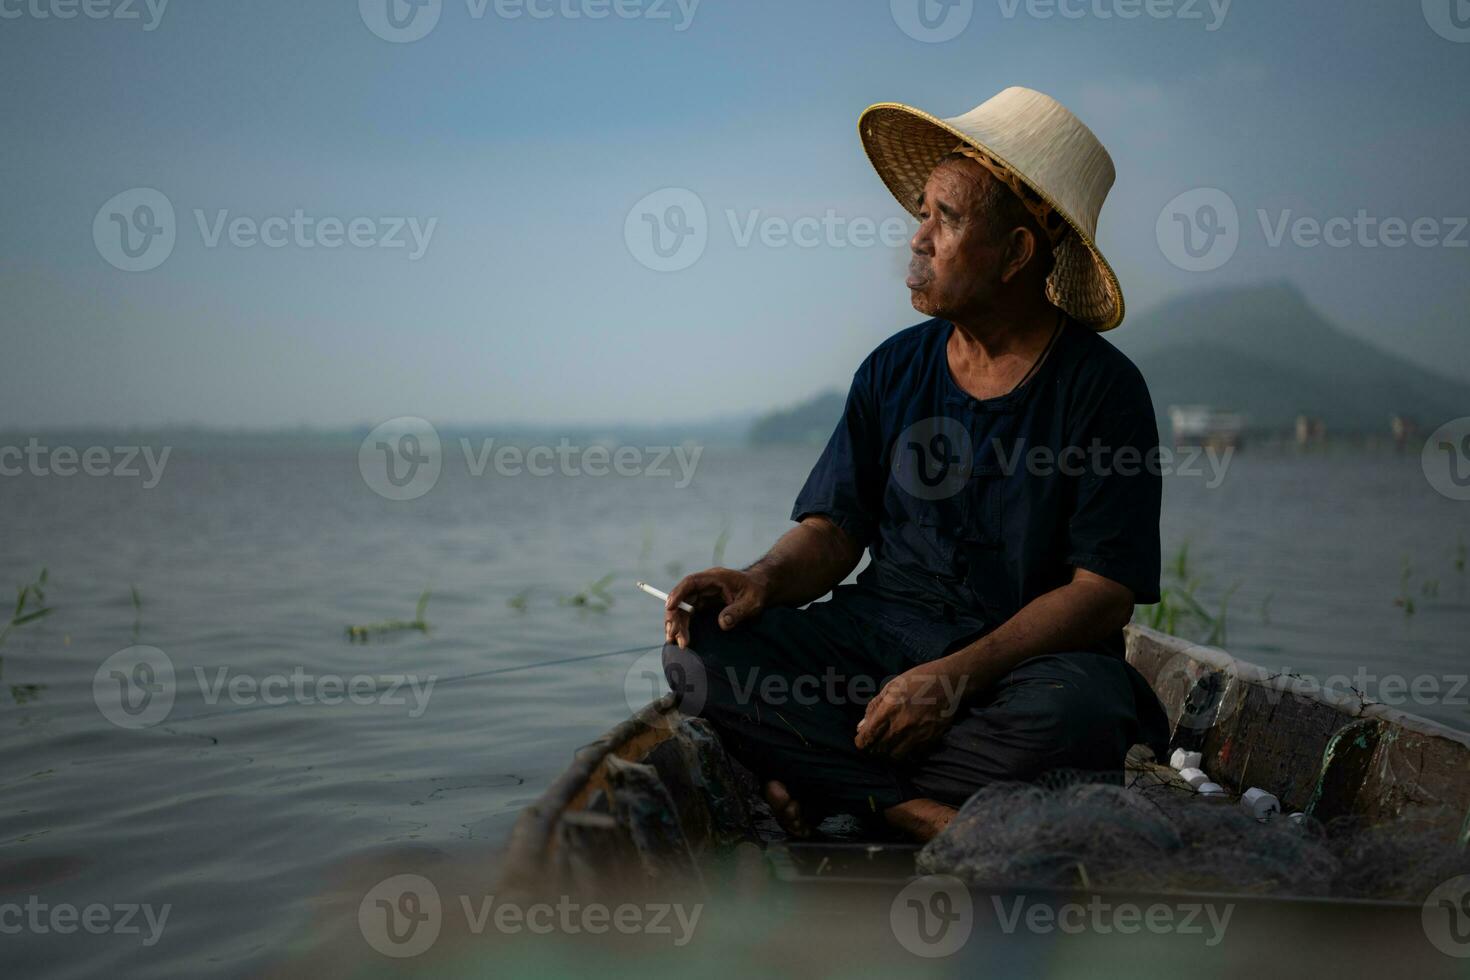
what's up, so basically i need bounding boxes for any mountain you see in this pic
[749,391,846,446]
[747,283,1470,444]
[1112,282,1470,434]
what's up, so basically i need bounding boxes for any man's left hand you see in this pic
[854,662,969,761]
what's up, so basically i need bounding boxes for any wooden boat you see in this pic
[498,625,1470,905]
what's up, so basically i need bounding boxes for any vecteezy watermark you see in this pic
[1156,655,1470,736]
[624,187,914,273]
[93,646,438,729]
[994,0,1230,29]
[0,0,169,30]
[1424,875,1470,957]
[1158,187,1468,272]
[0,897,170,947]
[630,645,970,730]
[989,894,1233,945]
[888,876,1234,958]
[359,417,443,501]
[358,0,700,43]
[94,646,177,729]
[358,417,704,501]
[1280,667,1469,709]
[1422,0,1470,43]
[889,875,974,957]
[93,188,176,272]
[0,438,171,488]
[1155,188,1239,273]
[1423,417,1470,501]
[890,0,1229,43]
[93,188,437,272]
[357,874,703,958]
[890,418,1234,500]
[890,0,974,43]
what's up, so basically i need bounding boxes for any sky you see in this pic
[2,0,1467,428]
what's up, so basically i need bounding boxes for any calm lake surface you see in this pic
[1,442,1467,978]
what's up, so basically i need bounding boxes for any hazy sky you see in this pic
[3,0,1467,428]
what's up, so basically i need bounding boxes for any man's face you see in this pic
[906,160,1009,319]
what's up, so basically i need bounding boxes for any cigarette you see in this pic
[636,581,694,613]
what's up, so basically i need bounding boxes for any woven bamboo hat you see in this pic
[859,86,1125,331]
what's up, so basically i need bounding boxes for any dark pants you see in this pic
[662,594,1168,823]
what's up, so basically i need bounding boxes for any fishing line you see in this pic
[158,642,662,727]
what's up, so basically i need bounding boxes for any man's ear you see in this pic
[998,226,1037,284]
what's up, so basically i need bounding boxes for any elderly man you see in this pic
[662,87,1169,842]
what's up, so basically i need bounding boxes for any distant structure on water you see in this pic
[1295,414,1328,448]
[1389,415,1421,453]
[1168,405,1244,450]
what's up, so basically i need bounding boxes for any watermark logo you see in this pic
[0,898,171,947]
[359,874,443,958]
[891,0,973,42]
[991,895,1233,944]
[360,0,443,42]
[1156,187,1238,272]
[93,188,176,272]
[94,647,437,727]
[625,187,708,272]
[360,0,699,43]
[995,0,1229,29]
[359,422,703,500]
[358,876,702,956]
[0,439,171,487]
[1160,188,1467,271]
[1423,0,1470,43]
[625,188,914,272]
[94,189,438,271]
[1422,417,1470,501]
[194,667,436,717]
[1423,875,1470,957]
[890,874,973,957]
[631,649,968,729]
[892,417,975,501]
[0,0,169,30]
[360,417,443,501]
[94,646,176,729]
[625,645,707,728]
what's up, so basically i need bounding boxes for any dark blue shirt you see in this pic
[791,316,1162,663]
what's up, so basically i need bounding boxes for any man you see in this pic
[662,87,1169,842]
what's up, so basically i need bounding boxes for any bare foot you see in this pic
[763,779,810,838]
[883,798,957,842]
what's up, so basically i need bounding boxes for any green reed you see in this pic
[346,590,431,642]
[0,568,53,649]
[1134,542,1239,646]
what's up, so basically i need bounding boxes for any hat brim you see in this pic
[858,102,1125,332]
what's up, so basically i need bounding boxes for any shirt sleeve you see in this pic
[1064,374,1163,604]
[789,364,885,548]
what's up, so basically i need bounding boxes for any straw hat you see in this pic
[859,86,1125,331]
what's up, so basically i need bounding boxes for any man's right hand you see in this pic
[664,568,769,648]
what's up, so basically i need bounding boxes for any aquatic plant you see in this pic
[558,573,616,612]
[1134,543,1238,645]
[711,520,731,567]
[346,590,431,642]
[1395,557,1416,617]
[0,568,53,649]
[130,584,143,642]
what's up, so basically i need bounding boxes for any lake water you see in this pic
[1,441,1467,977]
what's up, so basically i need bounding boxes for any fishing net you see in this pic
[917,771,1470,901]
